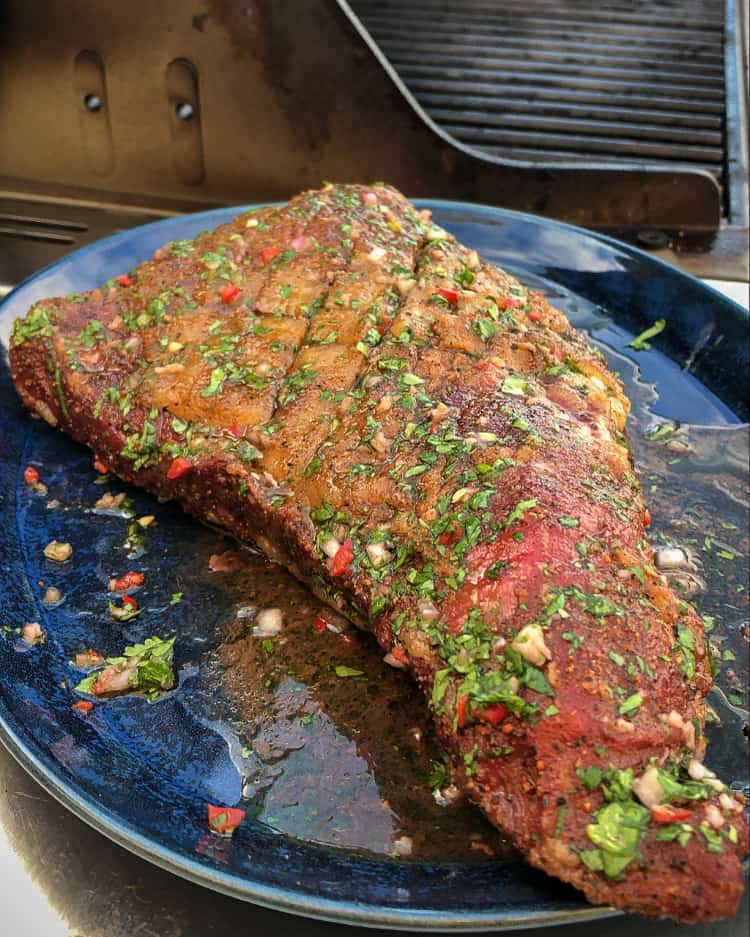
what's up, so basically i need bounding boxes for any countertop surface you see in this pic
[1,278,747,937]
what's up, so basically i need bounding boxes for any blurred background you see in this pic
[0,0,747,291]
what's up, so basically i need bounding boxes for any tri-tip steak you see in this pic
[9,184,747,921]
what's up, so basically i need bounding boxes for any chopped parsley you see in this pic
[334,665,365,679]
[618,693,643,716]
[628,318,666,351]
[501,375,532,397]
[74,636,176,701]
[583,800,650,878]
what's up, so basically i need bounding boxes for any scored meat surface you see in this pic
[9,183,747,921]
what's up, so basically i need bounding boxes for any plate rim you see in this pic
[0,716,618,932]
[0,199,743,931]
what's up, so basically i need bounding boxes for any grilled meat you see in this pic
[9,183,747,921]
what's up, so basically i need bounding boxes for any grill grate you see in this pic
[349,0,727,183]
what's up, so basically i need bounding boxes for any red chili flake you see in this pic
[438,287,459,303]
[504,297,522,309]
[72,700,95,714]
[376,325,386,335]
[23,466,40,486]
[313,616,328,634]
[477,703,508,726]
[122,594,139,609]
[220,284,240,304]
[330,538,354,576]
[93,457,110,475]
[644,508,651,527]
[167,457,193,480]
[207,804,246,836]
[528,310,542,322]
[116,274,134,287]
[109,571,145,592]
[260,246,281,265]
[651,805,692,823]
[437,523,463,546]
[391,644,408,666]
[456,694,469,729]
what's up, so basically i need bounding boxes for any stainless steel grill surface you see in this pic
[350,0,727,181]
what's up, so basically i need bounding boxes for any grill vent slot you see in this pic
[349,0,727,186]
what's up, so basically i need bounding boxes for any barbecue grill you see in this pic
[0,0,747,287]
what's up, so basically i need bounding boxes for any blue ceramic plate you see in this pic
[0,203,747,931]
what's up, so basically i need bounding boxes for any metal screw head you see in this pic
[83,93,103,112]
[175,101,195,121]
[637,229,670,249]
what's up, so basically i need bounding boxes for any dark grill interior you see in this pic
[0,0,744,284]
[350,0,727,190]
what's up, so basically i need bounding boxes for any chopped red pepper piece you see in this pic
[313,616,328,634]
[228,423,244,438]
[477,703,509,726]
[438,287,459,303]
[93,457,110,475]
[116,274,134,287]
[260,246,281,265]
[207,804,246,836]
[330,538,354,576]
[456,694,469,729]
[651,805,692,823]
[552,345,564,362]
[220,284,240,304]
[391,644,408,666]
[23,466,40,486]
[644,508,651,527]
[438,524,463,546]
[167,457,193,480]
[72,700,95,714]
[528,310,542,322]
[122,595,139,609]
[109,571,145,592]
[504,297,522,309]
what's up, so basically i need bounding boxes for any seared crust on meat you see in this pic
[10,183,747,922]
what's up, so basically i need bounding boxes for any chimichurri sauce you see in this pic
[212,324,748,860]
